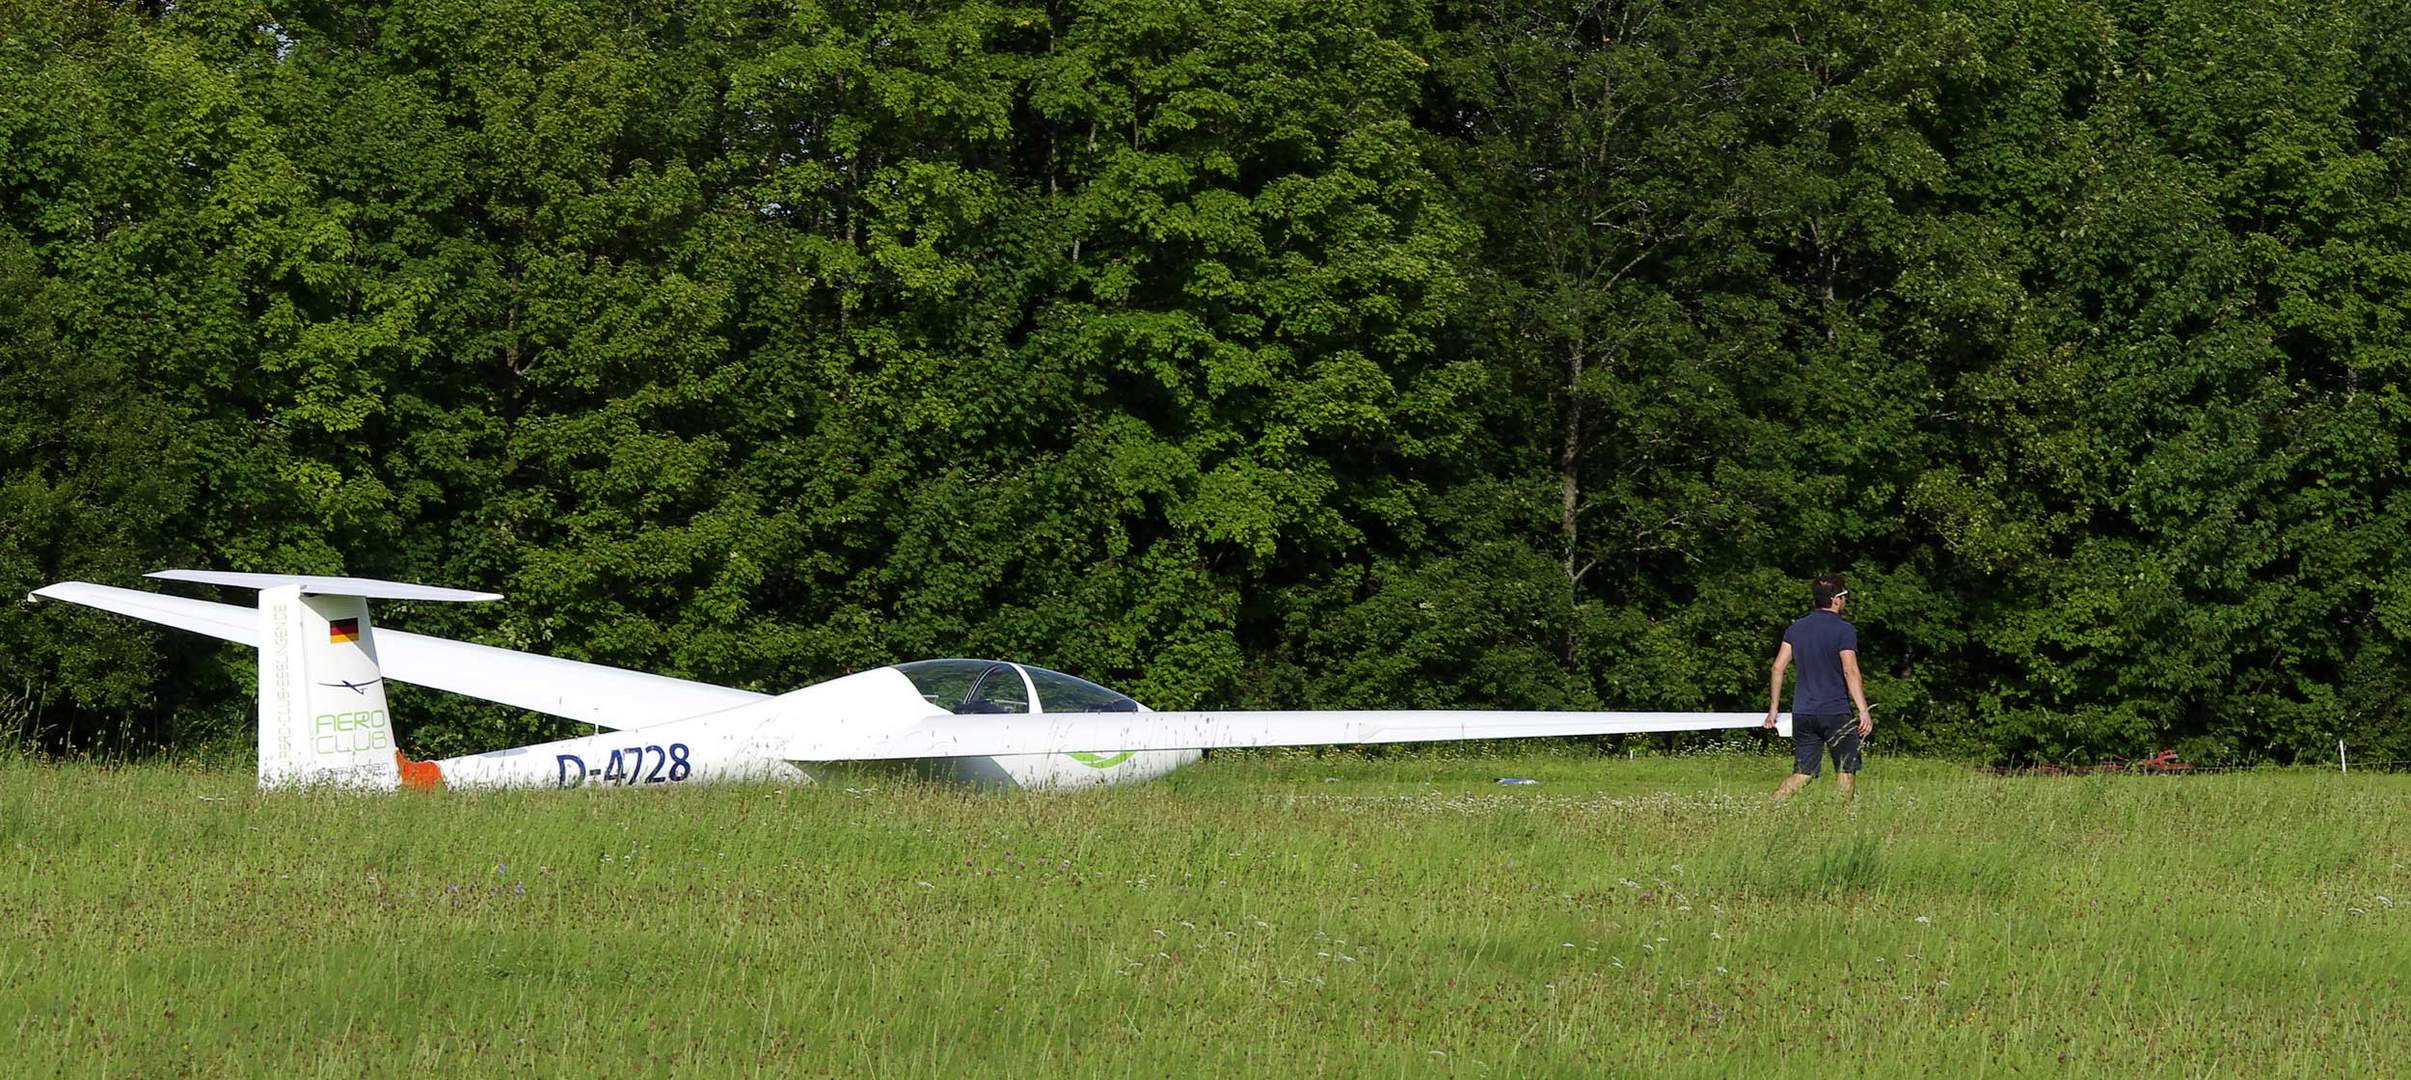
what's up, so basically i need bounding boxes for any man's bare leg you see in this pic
[1772,772,1813,801]
[1835,772,1855,800]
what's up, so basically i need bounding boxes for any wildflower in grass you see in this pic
[1916,915,1931,925]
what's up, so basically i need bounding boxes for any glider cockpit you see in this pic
[894,659,1143,715]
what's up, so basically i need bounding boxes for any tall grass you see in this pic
[2,751,2402,1076]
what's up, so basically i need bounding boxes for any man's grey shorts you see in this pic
[1791,712,1861,776]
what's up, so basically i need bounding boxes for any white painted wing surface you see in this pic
[789,709,1788,761]
[29,582,765,729]
[30,581,260,644]
[366,626,769,729]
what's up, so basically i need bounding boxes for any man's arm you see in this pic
[1841,649,1871,736]
[1763,640,1794,727]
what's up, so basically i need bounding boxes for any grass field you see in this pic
[3,749,2404,1077]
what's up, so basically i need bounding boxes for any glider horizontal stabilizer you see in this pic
[148,569,503,602]
[789,708,1789,761]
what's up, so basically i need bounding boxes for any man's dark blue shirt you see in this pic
[1783,609,1859,715]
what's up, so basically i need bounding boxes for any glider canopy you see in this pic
[895,659,1141,715]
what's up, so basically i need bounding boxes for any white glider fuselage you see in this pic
[433,664,1199,792]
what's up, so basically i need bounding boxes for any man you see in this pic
[1762,574,1871,800]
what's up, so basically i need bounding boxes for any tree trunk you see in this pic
[1560,347,1585,587]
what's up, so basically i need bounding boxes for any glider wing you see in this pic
[29,581,764,730]
[790,708,1785,761]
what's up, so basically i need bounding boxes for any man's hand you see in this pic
[1856,709,1873,738]
[1762,711,1779,730]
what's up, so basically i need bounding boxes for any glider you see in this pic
[28,571,1788,791]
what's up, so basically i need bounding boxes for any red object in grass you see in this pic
[2134,749,2192,772]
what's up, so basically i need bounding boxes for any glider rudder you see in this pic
[157,572,498,791]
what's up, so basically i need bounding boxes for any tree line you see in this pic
[6,0,2409,765]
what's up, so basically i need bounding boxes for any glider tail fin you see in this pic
[254,584,405,790]
[233,575,501,791]
[140,571,496,789]
[29,570,496,789]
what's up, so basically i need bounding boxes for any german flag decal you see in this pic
[329,618,361,644]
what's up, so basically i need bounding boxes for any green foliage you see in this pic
[5,0,2411,763]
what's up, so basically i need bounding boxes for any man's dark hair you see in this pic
[1812,575,1847,610]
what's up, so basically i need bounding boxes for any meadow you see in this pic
[2,749,2403,1077]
